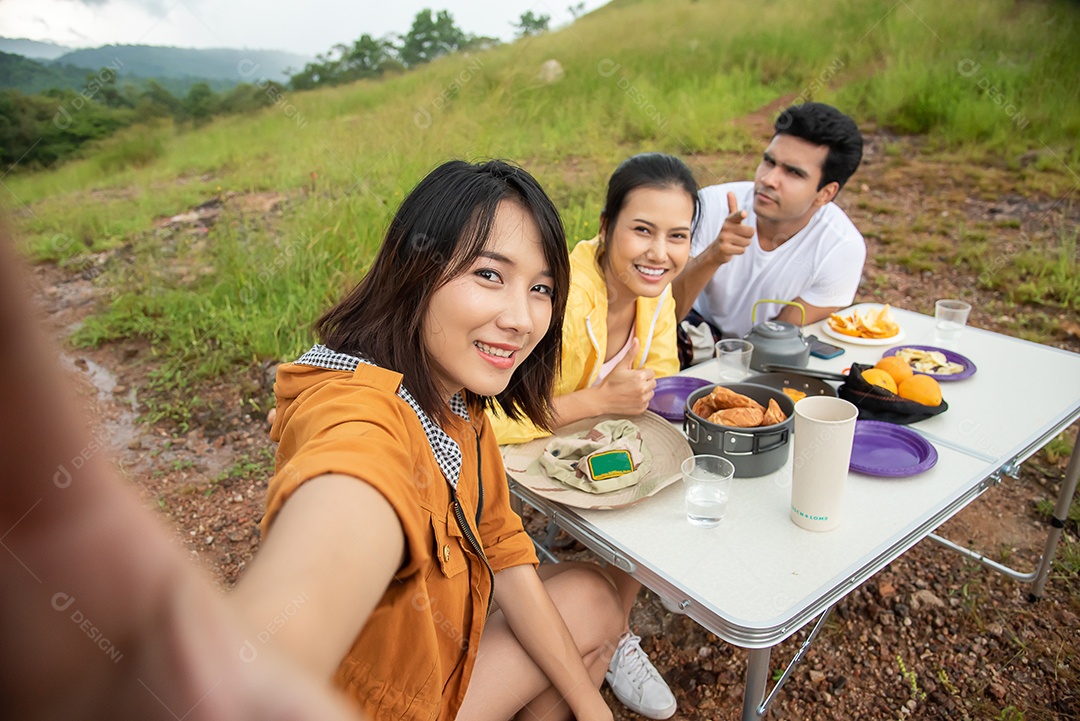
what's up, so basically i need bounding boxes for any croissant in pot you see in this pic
[709,385,765,412]
[761,399,786,426]
[709,406,765,428]
[692,395,719,419]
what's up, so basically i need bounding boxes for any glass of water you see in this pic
[681,454,735,528]
[934,299,971,346]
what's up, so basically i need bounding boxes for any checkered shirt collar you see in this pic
[294,344,469,489]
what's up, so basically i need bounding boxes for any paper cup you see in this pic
[790,396,858,532]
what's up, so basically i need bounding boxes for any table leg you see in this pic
[1030,425,1080,600]
[740,604,836,719]
[742,647,772,721]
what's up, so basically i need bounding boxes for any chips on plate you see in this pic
[827,305,900,339]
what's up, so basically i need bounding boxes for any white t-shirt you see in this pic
[690,181,865,339]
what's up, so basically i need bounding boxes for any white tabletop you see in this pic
[515,305,1080,648]
[803,306,1080,465]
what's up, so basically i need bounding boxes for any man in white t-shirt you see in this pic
[673,103,865,364]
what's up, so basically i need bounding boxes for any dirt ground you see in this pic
[30,131,1080,720]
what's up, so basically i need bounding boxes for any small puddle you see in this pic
[59,350,139,454]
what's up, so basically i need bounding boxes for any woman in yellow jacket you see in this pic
[490,153,699,720]
[491,153,698,445]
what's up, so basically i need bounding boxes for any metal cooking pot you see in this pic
[683,383,795,478]
[743,300,810,371]
[744,371,838,399]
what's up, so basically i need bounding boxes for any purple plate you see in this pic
[649,376,712,422]
[882,345,977,381]
[849,420,938,477]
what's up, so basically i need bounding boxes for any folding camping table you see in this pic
[509,306,1080,720]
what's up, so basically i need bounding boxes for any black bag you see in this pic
[838,363,948,425]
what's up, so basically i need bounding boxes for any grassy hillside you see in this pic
[6,0,1079,416]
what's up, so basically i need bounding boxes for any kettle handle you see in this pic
[751,299,806,326]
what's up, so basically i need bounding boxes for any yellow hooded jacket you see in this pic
[489,237,679,445]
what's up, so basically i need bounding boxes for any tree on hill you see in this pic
[135,80,183,120]
[0,88,131,170]
[514,11,551,37]
[93,70,134,109]
[287,8,499,90]
[182,82,217,126]
[290,33,401,90]
[339,34,400,78]
[399,9,466,68]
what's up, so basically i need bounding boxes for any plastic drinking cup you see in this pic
[934,299,971,345]
[789,396,858,532]
[715,339,754,382]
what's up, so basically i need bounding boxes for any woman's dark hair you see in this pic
[596,153,699,270]
[316,159,570,429]
[773,102,863,191]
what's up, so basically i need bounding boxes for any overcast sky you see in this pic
[0,0,609,56]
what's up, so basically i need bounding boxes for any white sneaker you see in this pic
[605,632,677,719]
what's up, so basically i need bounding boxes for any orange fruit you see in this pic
[875,356,914,387]
[898,375,942,406]
[861,368,898,394]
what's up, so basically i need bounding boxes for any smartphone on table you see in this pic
[807,334,845,360]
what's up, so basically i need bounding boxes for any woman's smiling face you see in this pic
[423,200,555,402]
[601,185,695,303]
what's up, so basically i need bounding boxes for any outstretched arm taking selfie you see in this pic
[228,473,404,680]
[0,227,363,721]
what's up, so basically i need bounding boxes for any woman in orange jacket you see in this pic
[240,159,627,721]
[0,161,625,721]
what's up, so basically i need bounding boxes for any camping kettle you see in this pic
[743,300,810,371]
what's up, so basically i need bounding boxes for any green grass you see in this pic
[6,0,1080,417]
[958,223,1080,311]
[215,449,276,485]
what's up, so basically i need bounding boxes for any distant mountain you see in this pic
[0,51,99,95]
[0,37,71,61]
[56,45,313,84]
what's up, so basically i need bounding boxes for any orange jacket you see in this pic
[263,361,538,721]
